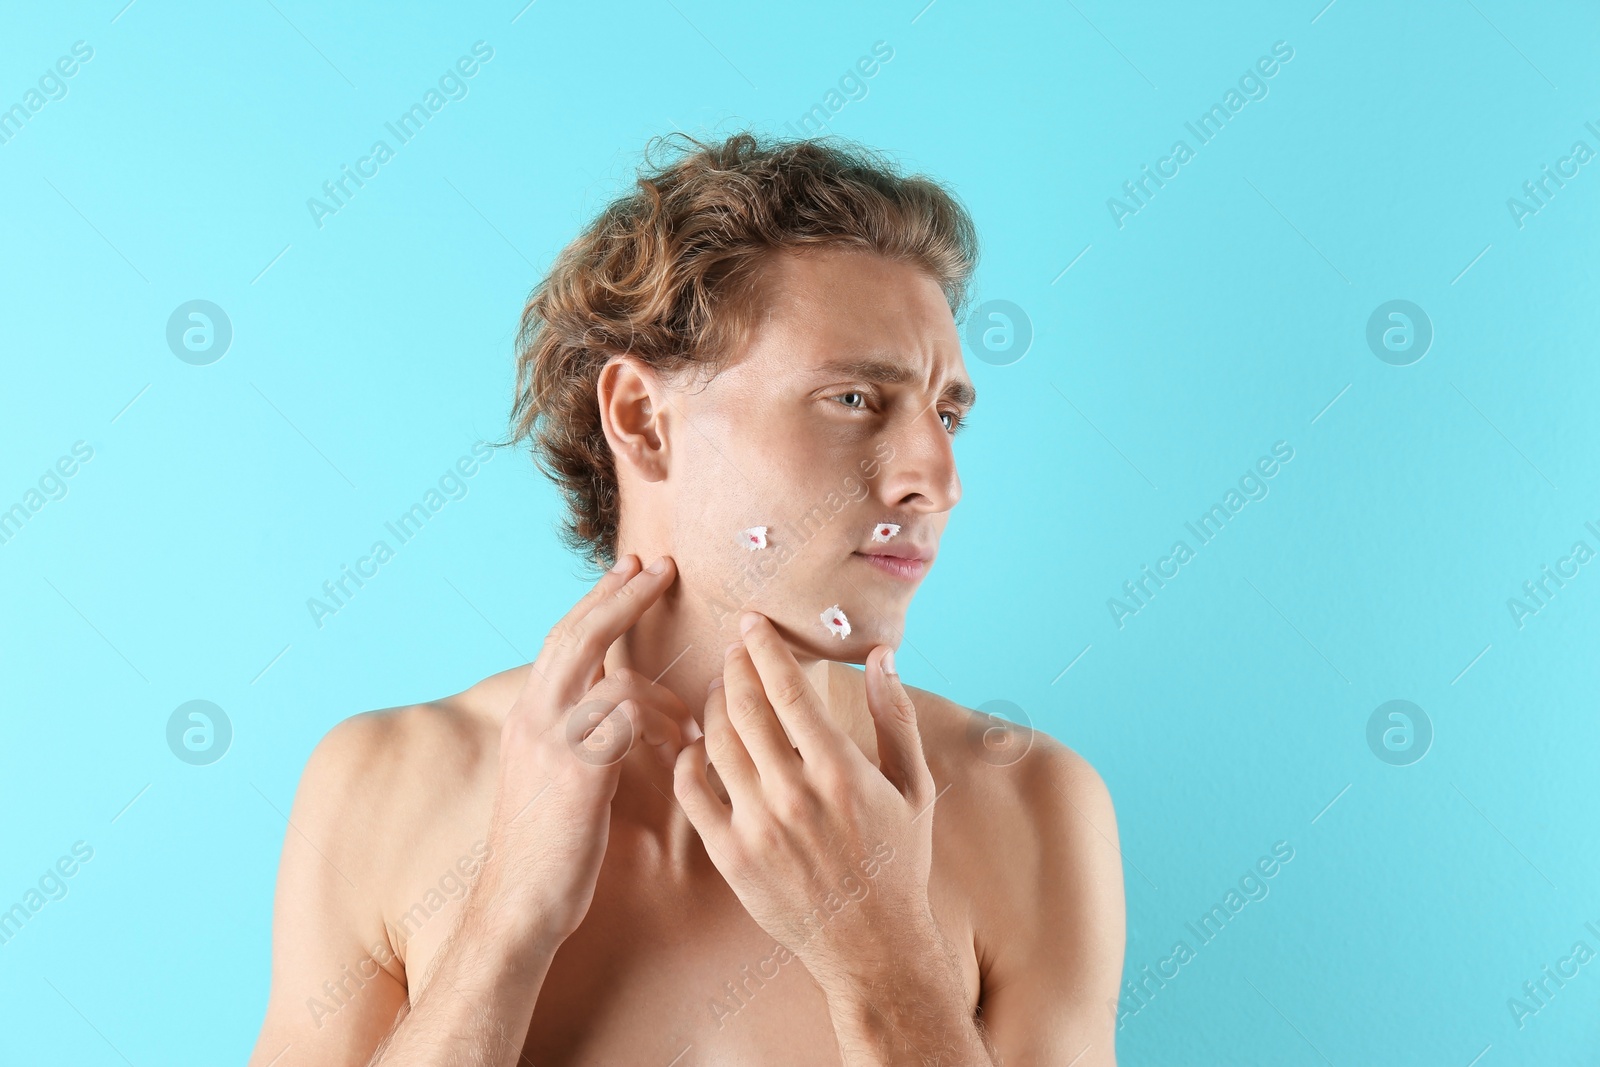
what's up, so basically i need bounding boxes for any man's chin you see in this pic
[780,616,901,664]
[701,587,903,661]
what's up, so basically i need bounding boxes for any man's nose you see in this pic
[877,405,962,513]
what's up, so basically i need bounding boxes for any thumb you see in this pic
[865,645,935,807]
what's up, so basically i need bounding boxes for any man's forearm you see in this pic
[820,923,996,1067]
[368,902,557,1067]
[826,975,995,1066]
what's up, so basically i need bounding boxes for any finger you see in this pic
[630,700,682,750]
[722,639,804,781]
[632,701,687,768]
[556,553,641,635]
[525,552,638,695]
[865,645,936,807]
[538,556,678,702]
[570,699,637,770]
[701,676,760,807]
[736,613,847,765]
[673,737,731,839]
[587,670,696,743]
[564,669,693,769]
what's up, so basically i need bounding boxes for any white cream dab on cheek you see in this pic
[739,526,768,550]
[871,523,901,543]
[820,604,851,639]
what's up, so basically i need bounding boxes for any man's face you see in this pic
[660,246,974,662]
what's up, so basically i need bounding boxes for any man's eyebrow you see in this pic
[944,377,978,410]
[812,357,978,410]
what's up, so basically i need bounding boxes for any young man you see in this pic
[248,132,1126,1066]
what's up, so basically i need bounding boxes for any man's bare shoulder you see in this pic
[296,674,512,882]
[909,685,1114,820]
[307,692,496,796]
[907,684,1125,1009]
[903,684,1119,892]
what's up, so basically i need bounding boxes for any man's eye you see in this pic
[941,410,967,434]
[835,391,868,410]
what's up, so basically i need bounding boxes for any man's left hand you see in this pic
[673,610,943,999]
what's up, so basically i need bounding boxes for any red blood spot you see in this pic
[833,617,842,625]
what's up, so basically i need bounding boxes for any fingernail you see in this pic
[612,554,632,573]
[708,675,725,692]
[882,647,897,675]
[739,612,761,634]
[725,640,742,657]
[647,556,667,574]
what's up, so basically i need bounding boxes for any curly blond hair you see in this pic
[505,129,979,572]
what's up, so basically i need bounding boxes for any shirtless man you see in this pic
[247,133,1126,1066]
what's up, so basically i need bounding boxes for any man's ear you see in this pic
[597,355,669,483]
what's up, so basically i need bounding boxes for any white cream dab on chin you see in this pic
[739,526,768,550]
[820,604,851,639]
[871,523,901,542]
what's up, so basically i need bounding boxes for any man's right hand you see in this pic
[469,552,693,955]
[249,554,696,1067]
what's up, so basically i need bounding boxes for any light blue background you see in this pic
[2,1,1597,1063]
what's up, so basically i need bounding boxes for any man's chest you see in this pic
[522,890,856,1066]
[393,820,982,1066]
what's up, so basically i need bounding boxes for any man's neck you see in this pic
[603,594,837,741]
[593,594,867,862]
[468,576,878,844]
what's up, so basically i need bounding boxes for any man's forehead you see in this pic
[726,248,975,406]
[757,245,944,313]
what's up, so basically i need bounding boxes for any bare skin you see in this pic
[247,248,1126,1066]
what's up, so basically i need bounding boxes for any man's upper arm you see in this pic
[248,712,410,1067]
[978,742,1126,1066]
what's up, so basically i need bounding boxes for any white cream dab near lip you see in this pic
[871,522,900,542]
[739,525,768,550]
[820,604,851,638]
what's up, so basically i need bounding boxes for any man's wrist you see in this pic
[814,909,992,1066]
[458,889,567,985]
[822,967,986,1067]
[820,949,959,1030]
[809,900,946,999]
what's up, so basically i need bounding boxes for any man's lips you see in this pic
[858,543,928,561]
[852,548,931,580]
